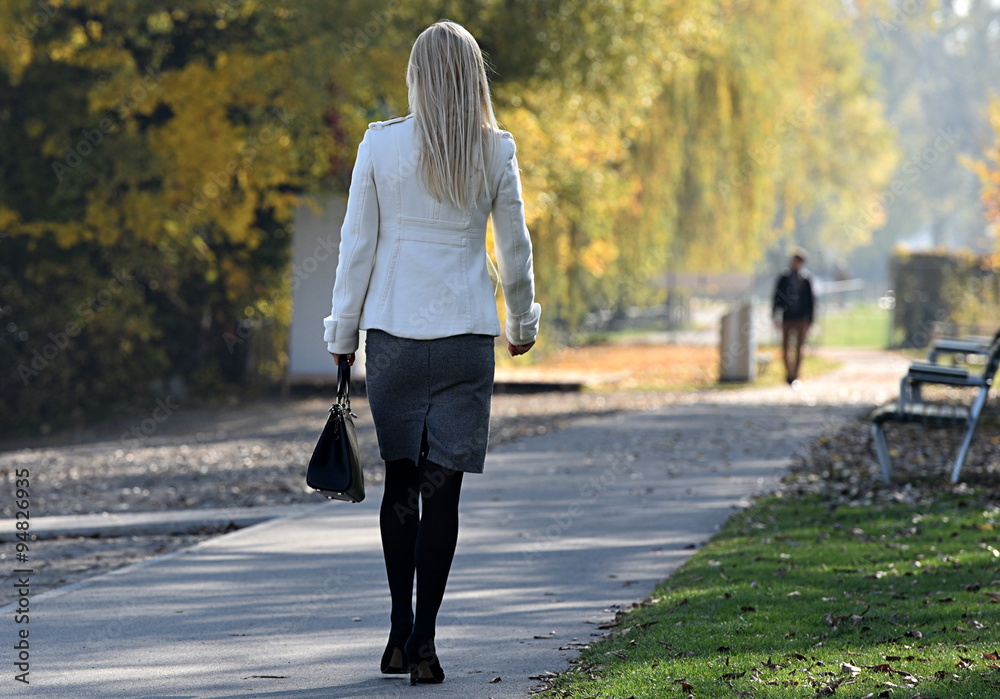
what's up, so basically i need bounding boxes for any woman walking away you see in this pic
[323,20,541,685]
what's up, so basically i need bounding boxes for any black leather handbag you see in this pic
[306,358,365,503]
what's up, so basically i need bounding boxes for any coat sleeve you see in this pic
[324,130,379,354]
[773,274,789,314]
[491,133,541,345]
[805,277,815,324]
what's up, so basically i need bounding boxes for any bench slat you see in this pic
[871,401,971,426]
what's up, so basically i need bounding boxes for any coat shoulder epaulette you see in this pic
[368,115,412,130]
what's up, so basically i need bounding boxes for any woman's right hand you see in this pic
[331,352,356,366]
[507,341,534,357]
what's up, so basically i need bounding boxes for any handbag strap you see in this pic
[336,358,352,411]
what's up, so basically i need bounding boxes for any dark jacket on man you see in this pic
[773,270,814,324]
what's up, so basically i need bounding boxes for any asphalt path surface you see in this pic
[1,350,906,697]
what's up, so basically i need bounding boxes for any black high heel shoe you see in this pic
[380,634,410,675]
[404,636,445,685]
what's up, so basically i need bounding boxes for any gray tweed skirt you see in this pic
[364,330,495,473]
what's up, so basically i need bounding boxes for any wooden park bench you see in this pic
[926,328,1000,365]
[870,336,1000,484]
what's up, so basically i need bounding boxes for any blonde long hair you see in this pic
[407,21,499,209]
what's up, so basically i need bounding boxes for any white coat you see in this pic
[323,115,541,354]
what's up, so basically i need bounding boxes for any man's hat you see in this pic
[789,246,808,262]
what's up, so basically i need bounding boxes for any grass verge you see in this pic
[541,491,1000,698]
[816,304,891,348]
[500,343,840,392]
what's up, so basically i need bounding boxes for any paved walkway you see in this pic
[1,350,904,698]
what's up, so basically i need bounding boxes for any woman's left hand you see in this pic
[331,352,356,366]
[507,341,534,357]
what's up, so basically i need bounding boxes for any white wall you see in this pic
[287,196,365,384]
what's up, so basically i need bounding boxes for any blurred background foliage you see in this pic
[1,0,998,434]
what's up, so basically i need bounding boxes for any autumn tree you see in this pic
[0,1,355,432]
[0,0,901,432]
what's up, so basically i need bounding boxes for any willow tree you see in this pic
[631,0,896,276]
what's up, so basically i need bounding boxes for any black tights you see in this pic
[380,457,464,644]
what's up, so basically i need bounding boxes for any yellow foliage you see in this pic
[970,95,1000,240]
[0,0,900,346]
[581,239,620,278]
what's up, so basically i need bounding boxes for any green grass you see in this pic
[816,304,892,348]
[542,493,1000,698]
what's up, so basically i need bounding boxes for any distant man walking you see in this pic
[772,248,815,385]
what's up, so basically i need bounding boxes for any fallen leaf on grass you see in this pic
[617,620,659,637]
[528,671,558,680]
[816,678,851,697]
[824,612,848,628]
[840,662,863,676]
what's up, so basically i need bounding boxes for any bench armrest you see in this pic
[928,340,992,362]
[907,363,969,379]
